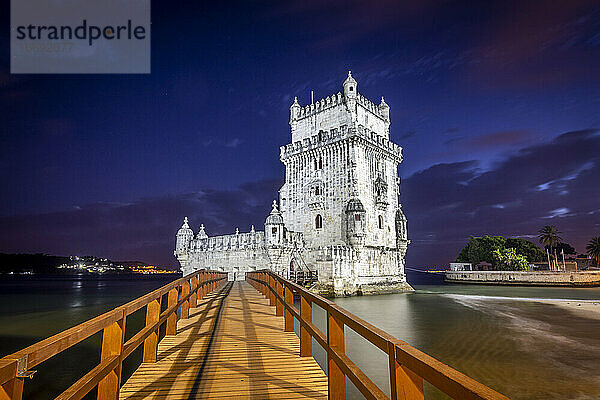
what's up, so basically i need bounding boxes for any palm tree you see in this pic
[538,225,562,270]
[587,237,600,268]
[538,225,562,251]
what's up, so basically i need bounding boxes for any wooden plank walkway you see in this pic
[120,281,328,399]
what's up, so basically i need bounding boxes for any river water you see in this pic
[1,276,599,399]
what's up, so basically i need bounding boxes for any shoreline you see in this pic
[548,299,600,320]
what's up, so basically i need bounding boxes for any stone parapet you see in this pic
[445,270,600,287]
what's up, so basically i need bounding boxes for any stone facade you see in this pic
[175,72,412,296]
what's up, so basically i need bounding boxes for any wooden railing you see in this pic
[246,270,510,400]
[0,270,227,400]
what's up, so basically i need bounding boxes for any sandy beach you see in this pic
[550,300,600,320]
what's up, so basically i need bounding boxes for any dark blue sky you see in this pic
[1,0,599,267]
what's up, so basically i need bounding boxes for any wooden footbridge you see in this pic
[1,270,509,400]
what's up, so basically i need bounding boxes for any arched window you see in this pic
[315,186,320,195]
[378,215,384,229]
[314,158,318,170]
[318,131,323,141]
[315,214,323,229]
[318,157,322,169]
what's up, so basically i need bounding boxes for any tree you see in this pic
[492,248,530,271]
[504,238,545,262]
[538,225,562,252]
[587,237,600,268]
[466,235,506,265]
[550,242,576,256]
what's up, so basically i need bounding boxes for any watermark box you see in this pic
[11,0,150,73]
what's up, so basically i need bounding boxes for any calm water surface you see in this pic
[1,276,599,399]
[323,284,600,400]
[0,275,177,399]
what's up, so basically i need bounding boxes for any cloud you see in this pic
[0,179,282,267]
[443,130,532,150]
[225,138,243,147]
[403,129,600,267]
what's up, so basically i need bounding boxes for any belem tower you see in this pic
[175,72,412,296]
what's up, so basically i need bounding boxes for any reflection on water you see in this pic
[329,285,600,400]
[1,277,599,400]
[0,275,177,399]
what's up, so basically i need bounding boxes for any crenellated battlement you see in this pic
[280,124,402,161]
[293,90,386,121]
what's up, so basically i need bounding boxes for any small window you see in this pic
[354,214,361,221]
[349,86,354,92]
[378,215,384,229]
[318,157,322,169]
[315,186,320,195]
[314,159,318,170]
[272,227,277,235]
[315,214,323,229]
[318,131,323,141]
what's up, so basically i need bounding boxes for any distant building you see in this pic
[449,263,472,271]
[475,261,493,271]
[174,72,412,296]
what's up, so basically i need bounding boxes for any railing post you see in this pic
[327,309,345,400]
[390,344,424,400]
[97,309,125,400]
[284,284,293,332]
[199,273,206,300]
[166,287,178,336]
[300,293,312,357]
[142,297,161,363]
[190,275,198,308]
[276,278,284,317]
[268,275,276,306]
[181,280,190,319]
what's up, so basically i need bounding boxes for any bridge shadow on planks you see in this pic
[120,281,328,399]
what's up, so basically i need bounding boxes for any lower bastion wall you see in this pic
[181,231,412,297]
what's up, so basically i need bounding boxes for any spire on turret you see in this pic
[379,96,390,122]
[181,216,190,229]
[271,199,279,212]
[344,70,357,86]
[197,223,208,239]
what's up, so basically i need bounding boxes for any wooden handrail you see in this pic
[246,270,510,400]
[0,269,228,400]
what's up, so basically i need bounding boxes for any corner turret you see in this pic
[175,217,194,263]
[343,71,357,122]
[343,71,357,98]
[379,97,390,121]
[345,198,366,245]
[265,200,284,246]
[290,96,301,124]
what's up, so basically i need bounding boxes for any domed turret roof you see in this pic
[265,200,284,225]
[344,70,357,86]
[177,217,194,236]
[346,198,365,212]
[395,207,406,221]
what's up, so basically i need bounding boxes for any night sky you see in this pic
[1,1,599,268]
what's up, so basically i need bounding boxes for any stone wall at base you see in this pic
[311,279,413,297]
[445,270,600,287]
